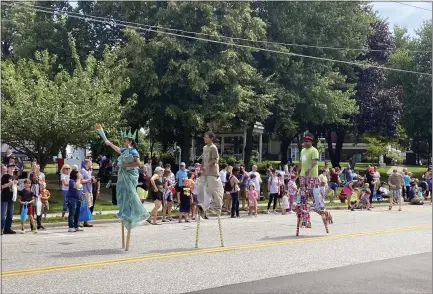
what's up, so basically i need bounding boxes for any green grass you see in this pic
[13,213,118,224]
[14,188,116,215]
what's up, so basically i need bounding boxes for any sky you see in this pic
[372,1,432,37]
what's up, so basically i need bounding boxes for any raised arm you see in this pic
[105,141,121,154]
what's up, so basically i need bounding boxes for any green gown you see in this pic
[116,147,149,230]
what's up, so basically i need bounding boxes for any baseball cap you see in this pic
[155,166,164,173]
[180,162,186,166]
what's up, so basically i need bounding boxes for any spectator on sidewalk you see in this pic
[60,164,71,219]
[176,162,188,200]
[137,166,150,203]
[80,159,95,227]
[90,168,101,215]
[1,163,18,235]
[388,169,404,211]
[19,179,37,233]
[67,170,83,232]
[249,165,262,199]
[144,158,153,179]
[40,182,50,220]
[29,170,44,231]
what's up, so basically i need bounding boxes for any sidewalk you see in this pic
[13,200,409,221]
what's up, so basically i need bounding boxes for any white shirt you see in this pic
[219,169,227,184]
[144,163,152,176]
[249,171,262,191]
[268,176,280,194]
[60,174,70,191]
[39,172,46,182]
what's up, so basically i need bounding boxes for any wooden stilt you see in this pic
[296,216,301,236]
[121,221,125,249]
[322,214,329,234]
[195,212,201,249]
[217,214,224,247]
[125,229,131,251]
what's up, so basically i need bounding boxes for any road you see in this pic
[1,205,432,293]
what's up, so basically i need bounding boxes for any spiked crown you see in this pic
[120,128,137,141]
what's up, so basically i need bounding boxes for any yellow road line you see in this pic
[2,224,431,278]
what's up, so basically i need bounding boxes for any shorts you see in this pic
[192,194,198,204]
[163,190,173,202]
[391,189,402,199]
[42,202,49,210]
[176,185,183,193]
[299,176,320,190]
[342,187,352,195]
[20,204,33,216]
[240,188,247,200]
[151,191,163,201]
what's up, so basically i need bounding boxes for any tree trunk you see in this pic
[327,130,345,168]
[181,127,191,164]
[243,125,254,168]
[280,137,293,165]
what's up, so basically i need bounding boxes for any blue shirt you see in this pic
[403,175,411,187]
[80,168,92,193]
[344,168,353,182]
[176,169,188,187]
[67,180,80,200]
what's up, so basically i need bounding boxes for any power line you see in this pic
[394,1,432,12]
[18,2,433,54]
[5,3,432,77]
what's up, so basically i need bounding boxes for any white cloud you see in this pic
[372,2,432,36]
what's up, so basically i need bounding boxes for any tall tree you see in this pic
[1,34,132,169]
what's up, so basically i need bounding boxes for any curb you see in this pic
[11,202,419,230]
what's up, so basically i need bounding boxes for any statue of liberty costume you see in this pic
[96,124,149,251]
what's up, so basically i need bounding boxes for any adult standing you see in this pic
[249,165,262,199]
[175,162,188,201]
[66,170,83,232]
[343,165,353,183]
[196,131,225,248]
[239,166,250,211]
[1,163,18,235]
[149,167,164,225]
[366,167,375,205]
[60,164,71,219]
[2,149,14,166]
[144,158,153,179]
[29,170,44,231]
[229,167,241,218]
[267,168,280,214]
[80,159,95,227]
[137,166,150,203]
[90,167,101,215]
[388,169,404,211]
[219,163,227,186]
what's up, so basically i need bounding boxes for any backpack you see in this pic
[225,175,233,192]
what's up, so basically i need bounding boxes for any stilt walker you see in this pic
[97,124,149,251]
[295,133,333,236]
[196,131,225,248]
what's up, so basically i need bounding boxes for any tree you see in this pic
[253,1,371,164]
[364,136,388,163]
[118,2,274,163]
[1,34,132,170]
[389,22,432,162]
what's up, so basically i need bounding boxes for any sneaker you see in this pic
[178,219,182,223]
[204,216,209,220]
[185,219,190,223]
[389,206,392,210]
[32,229,38,234]
[266,210,270,214]
[76,227,84,232]
[162,219,169,223]
[398,208,402,211]
[273,210,278,214]
[37,226,45,231]
[20,228,25,234]
[68,228,75,232]
[83,222,93,228]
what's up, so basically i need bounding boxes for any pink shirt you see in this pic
[247,190,258,201]
[287,180,297,196]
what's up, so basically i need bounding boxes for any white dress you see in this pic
[282,195,289,209]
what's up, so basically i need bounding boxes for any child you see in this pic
[286,174,298,213]
[361,184,371,210]
[281,192,289,215]
[162,170,174,222]
[40,182,51,220]
[192,172,200,221]
[247,183,258,216]
[313,182,326,212]
[178,172,193,223]
[19,179,37,233]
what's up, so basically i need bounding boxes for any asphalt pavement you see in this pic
[1,205,432,293]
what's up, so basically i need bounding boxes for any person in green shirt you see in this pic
[299,134,320,179]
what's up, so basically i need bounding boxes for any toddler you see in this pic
[286,174,298,213]
[312,182,326,212]
[19,179,37,233]
[247,183,258,216]
[40,182,51,220]
[361,183,371,210]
